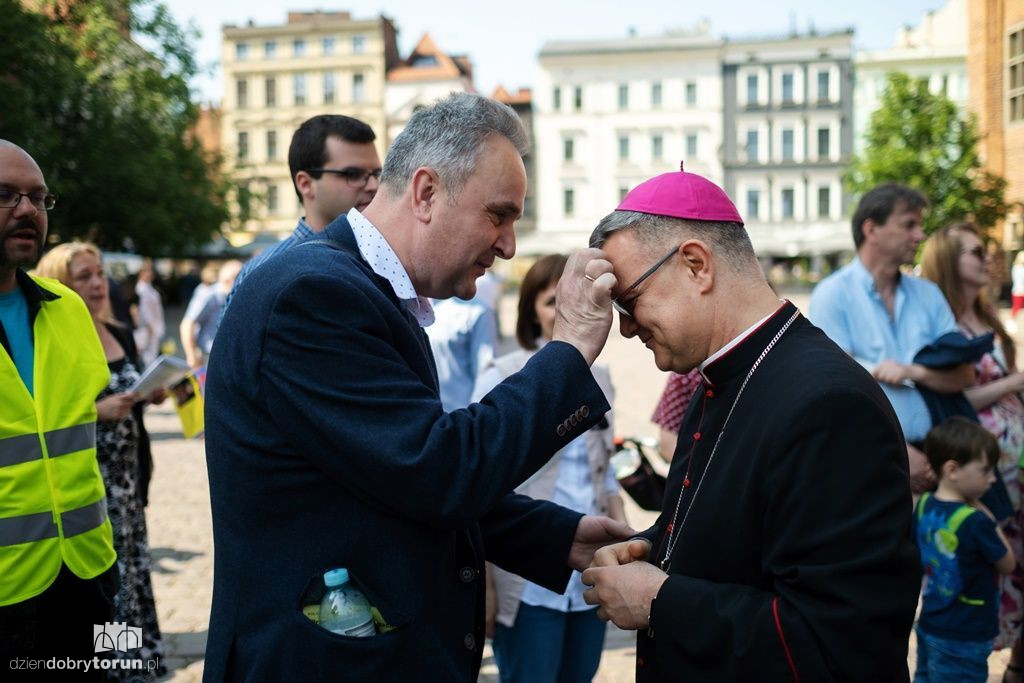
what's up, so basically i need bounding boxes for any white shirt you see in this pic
[347,208,434,327]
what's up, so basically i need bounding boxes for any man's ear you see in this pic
[679,240,714,293]
[861,219,879,242]
[294,171,315,203]
[410,167,440,223]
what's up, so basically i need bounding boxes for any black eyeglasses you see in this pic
[0,189,57,211]
[612,244,681,319]
[962,245,986,261]
[307,166,382,188]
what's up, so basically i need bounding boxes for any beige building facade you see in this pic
[221,11,398,242]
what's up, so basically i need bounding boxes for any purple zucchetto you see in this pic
[617,161,743,226]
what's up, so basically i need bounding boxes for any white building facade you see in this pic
[854,0,968,154]
[532,29,723,254]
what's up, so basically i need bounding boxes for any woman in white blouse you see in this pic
[472,254,625,683]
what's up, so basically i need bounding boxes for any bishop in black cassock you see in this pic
[582,168,921,682]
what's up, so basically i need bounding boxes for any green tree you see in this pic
[846,72,1007,236]
[0,0,239,255]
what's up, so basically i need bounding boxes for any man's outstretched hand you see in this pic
[568,515,635,571]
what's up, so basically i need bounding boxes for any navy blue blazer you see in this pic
[203,216,610,681]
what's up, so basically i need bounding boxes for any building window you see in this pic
[267,184,278,213]
[574,86,583,111]
[747,189,760,220]
[781,128,794,161]
[818,186,831,218]
[236,79,248,109]
[817,127,830,159]
[322,36,335,55]
[264,41,276,58]
[1009,28,1024,122]
[564,188,575,217]
[352,73,365,103]
[352,35,365,53]
[618,135,630,161]
[746,74,758,105]
[619,186,630,201]
[781,188,795,219]
[237,131,248,161]
[293,39,306,57]
[266,130,277,160]
[563,137,574,162]
[651,82,662,108]
[264,77,276,107]
[781,72,794,103]
[685,81,697,106]
[745,130,759,161]
[685,133,698,158]
[323,73,335,104]
[293,74,306,105]
[817,70,830,101]
[652,134,663,160]
[553,87,561,111]
[618,83,629,110]
[235,43,249,60]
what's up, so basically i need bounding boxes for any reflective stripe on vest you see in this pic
[0,498,108,547]
[0,423,96,468]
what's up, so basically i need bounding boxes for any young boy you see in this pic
[914,416,1016,682]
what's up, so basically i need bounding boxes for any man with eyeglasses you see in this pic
[224,114,381,312]
[578,168,920,681]
[203,93,632,680]
[0,141,118,679]
[810,183,978,494]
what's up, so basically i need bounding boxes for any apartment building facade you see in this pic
[722,30,855,260]
[221,11,398,241]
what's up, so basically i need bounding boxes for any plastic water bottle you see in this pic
[319,568,377,637]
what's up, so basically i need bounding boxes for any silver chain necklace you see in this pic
[660,309,800,571]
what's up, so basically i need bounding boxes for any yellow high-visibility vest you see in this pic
[0,275,115,606]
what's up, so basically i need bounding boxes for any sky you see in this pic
[162,0,950,105]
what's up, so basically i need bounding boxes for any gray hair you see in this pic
[590,210,760,275]
[380,92,529,202]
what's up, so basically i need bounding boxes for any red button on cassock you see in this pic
[693,432,701,441]
[705,389,714,398]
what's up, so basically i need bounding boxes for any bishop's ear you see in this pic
[679,240,714,292]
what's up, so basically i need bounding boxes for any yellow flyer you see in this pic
[170,374,205,438]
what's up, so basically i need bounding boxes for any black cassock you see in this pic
[636,301,921,682]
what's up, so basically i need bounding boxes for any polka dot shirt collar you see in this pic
[347,208,435,327]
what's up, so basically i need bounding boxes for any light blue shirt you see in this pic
[425,297,497,412]
[224,218,315,314]
[519,436,619,612]
[809,257,959,442]
[0,287,33,395]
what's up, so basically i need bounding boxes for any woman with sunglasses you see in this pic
[471,254,625,683]
[921,222,1024,679]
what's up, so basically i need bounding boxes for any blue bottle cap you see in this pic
[323,568,350,587]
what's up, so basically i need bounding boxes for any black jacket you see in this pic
[636,302,920,682]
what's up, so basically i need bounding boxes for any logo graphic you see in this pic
[93,622,142,653]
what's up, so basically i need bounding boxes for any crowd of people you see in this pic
[2,90,1024,682]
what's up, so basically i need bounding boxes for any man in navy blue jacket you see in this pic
[203,93,631,681]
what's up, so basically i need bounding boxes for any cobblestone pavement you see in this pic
[146,291,1015,681]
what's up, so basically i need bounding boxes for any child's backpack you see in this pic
[916,492,984,609]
